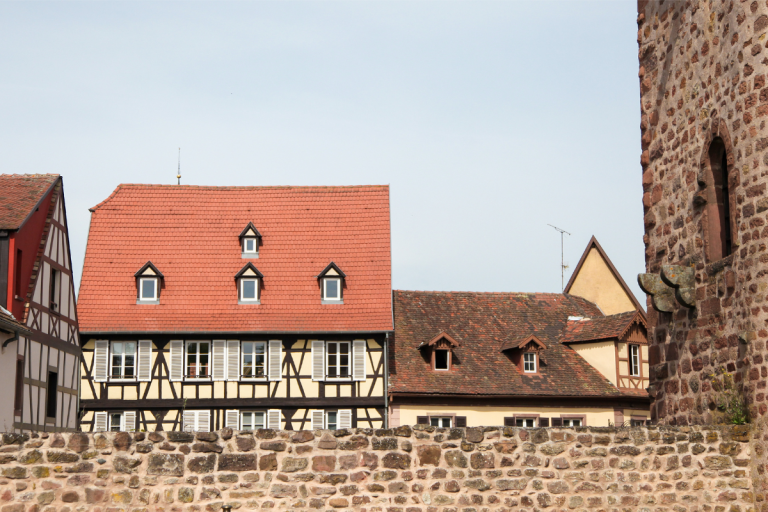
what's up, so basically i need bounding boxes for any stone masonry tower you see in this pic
[637,0,768,503]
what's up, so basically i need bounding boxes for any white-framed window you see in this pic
[434,349,450,371]
[323,278,341,301]
[243,237,258,254]
[523,352,537,373]
[629,345,640,376]
[326,341,350,379]
[139,278,158,301]
[239,278,259,302]
[630,418,646,427]
[430,417,451,428]
[241,411,265,430]
[562,418,582,427]
[186,341,210,378]
[326,411,338,430]
[110,341,136,380]
[516,418,536,427]
[241,341,266,379]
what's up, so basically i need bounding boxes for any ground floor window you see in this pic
[562,418,582,427]
[630,418,647,427]
[241,411,265,430]
[430,416,452,428]
[516,417,536,427]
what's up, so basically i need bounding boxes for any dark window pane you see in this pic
[141,279,155,299]
[46,372,58,418]
[325,279,338,299]
[434,350,449,370]
[243,280,256,299]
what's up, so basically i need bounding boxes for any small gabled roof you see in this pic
[419,331,460,349]
[317,262,346,279]
[0,175,59,231]
[560,310,646,344]
[234,262,264,279]
[500,334,547,352]
[134,261,164,279]
[564,236,645,314]
[239,222,262,239]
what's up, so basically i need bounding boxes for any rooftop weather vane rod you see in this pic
[548,224,571,291]
[177,148,181,185]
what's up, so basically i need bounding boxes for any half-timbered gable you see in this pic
[0,174,81,432]
[78,184,392,432]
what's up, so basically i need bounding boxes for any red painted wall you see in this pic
[7,187,54,320]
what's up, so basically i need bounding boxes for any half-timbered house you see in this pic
[77,184,392,432]
[0,174,81,432]
[389,238,650,428]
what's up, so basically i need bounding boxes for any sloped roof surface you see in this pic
[0,175,58,230]
[560,311,642,344]
[390,290,626,397]
[78,184,392,333]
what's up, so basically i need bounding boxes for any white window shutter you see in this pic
[124,411,137,432]
[338,409,352,429]
[353,340,366,381]
[183,410,196,431]
[137,340,152,382]
[170,340,183,381]
[212,340,226,381]
[227,340,240,381]
[198,410,211,432]
[267,409,281,430]
[93,340,108,382]
[225,409,240,429]
[311,340,325,381]
[94,412,108,432]
[311,409,325,430]
[268,340,282,381]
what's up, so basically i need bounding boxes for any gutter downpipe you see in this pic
[384,332,389,428]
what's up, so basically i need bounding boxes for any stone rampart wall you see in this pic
[0,426,754,511]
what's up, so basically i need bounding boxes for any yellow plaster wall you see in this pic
[396,405,616,428]
[571,341,617,385]
[567,248,637,315]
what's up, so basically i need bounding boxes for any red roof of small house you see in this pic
[0,175,59,230]
[78,184,392,334]
[390,290,632,397]
[560,311,646,344]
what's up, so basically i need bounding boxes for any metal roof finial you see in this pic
[177,148,181,185]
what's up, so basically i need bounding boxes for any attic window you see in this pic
[239,223,262,259]
[134,262,163,304]
[434,349,450,370]
[235,263,263,304]
[500,335,546,375]
[523,352,537,373]
[317,262,346,304]
[420,332,460,372]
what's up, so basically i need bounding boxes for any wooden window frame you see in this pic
[240,410,266,430]
[239,277,260,303]
[432,348,451,371]
[109,341,137,382]
[560,414,587,427]
[14,356,24,416]
[138,277,158,302]
[629,344,640,377]
[322,277,343,302]
[240,341,267,381]
[45,369,58,421]
[185,341,211,380]
[49,268,59,314]
[325,341,351,381]
[108,411,125,432]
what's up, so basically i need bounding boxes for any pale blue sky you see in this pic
[0,1,645,303]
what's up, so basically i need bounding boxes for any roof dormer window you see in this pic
[236,263,263,304]
[500,335,546,375]
[239,223,262,259]
[418,332,460,372]
[317,262,345,304]
[135,262,163,304]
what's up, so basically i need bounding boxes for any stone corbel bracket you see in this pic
[660,265,695,309]
[638,273,676,312]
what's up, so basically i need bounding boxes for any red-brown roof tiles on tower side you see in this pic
[390,290,626,397]
[78,185,392,333]
[0,175,59,230]
[560,311,646,344]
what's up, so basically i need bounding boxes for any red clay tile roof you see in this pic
[78,184,392,333]
[390,290,627,397]
[0,175,58,230]
[560,311,645,344]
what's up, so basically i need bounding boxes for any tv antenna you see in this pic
[548,224,571,291]
[177,148,181,185]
